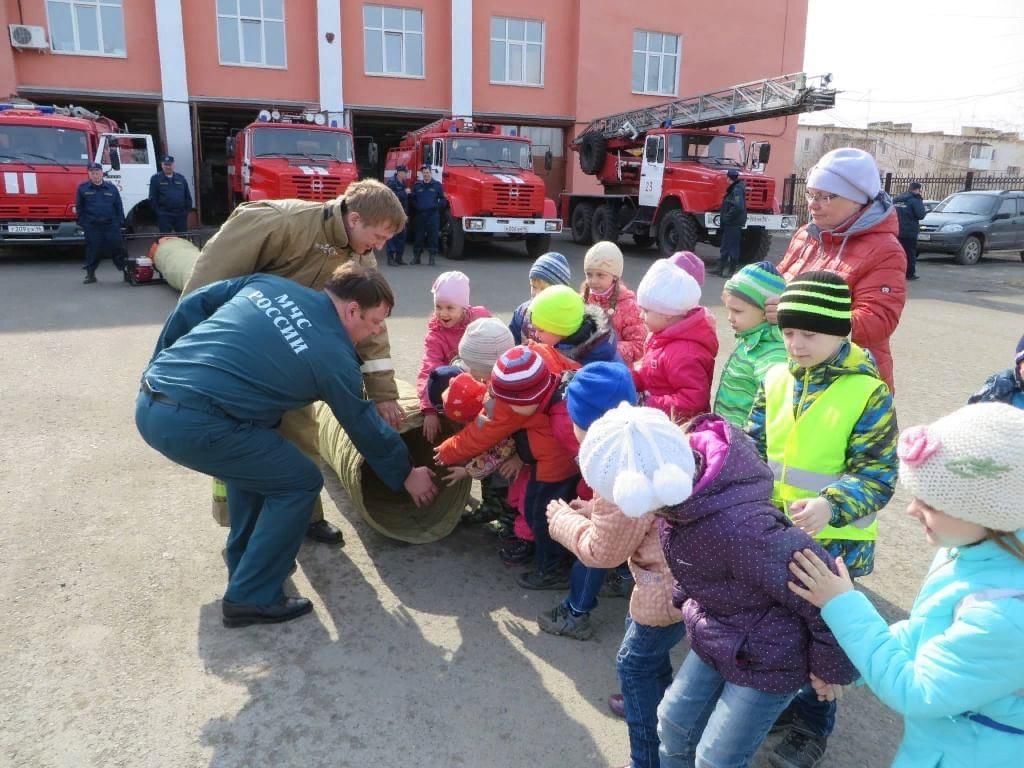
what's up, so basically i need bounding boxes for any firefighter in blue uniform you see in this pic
[385,164,410,266]
[136,264,437,627]
[148,155,193,234]
[76,161,126,284]
[410,164,446,266]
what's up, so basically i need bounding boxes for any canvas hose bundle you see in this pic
[152,236,200,292]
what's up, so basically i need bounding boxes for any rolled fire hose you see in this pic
[151,236,200,293]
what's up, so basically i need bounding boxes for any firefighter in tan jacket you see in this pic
[182,179,406,544]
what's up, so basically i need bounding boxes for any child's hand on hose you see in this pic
[789,496,832,536]
[442,466,469,486]
[809,673,845,702]
[498,455,524,480]
[422,412,442,443]
[787,548,854,608]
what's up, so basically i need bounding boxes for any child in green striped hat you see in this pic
[712,262,788,427]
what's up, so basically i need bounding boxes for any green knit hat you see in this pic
[529,285,585,337]
[724,261,786,309]
[776,270,852,337]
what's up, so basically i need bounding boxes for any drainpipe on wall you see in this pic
[154,0,196,214]
[316,0,344,127]
[450,0,472,119]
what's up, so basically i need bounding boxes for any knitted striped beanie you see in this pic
[490,346,557,405]
[529,252,572,287]
[776,270,852,337]
[724,261,786,310]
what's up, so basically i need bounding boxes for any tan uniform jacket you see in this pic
[183,197,399,402]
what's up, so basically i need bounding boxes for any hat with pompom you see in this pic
[897,402,1024,532]
[578,403,695,518]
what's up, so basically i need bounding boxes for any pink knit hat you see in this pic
[431,270,471,307]
[669,251,705,287]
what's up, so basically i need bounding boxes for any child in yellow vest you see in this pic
[745,270,898,768]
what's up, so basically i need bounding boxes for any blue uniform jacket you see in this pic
[148,171,193,214]
[893,191,927,238]
[410,179,445,213]
[386,175,409,212]
[75,180,125,227]
[821,534,1024,767]
[143,274,411,490]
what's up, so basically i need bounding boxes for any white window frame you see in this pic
[490,16,545,87]
[46,0,126,58]
[216,0,287,70]
[631,30,680,97]
[363,5,425,80]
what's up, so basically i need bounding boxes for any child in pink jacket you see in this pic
[633,258,719,422]
[581,241,646,365]
[416,271,490,442]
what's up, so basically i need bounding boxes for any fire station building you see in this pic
[1,0,808,223]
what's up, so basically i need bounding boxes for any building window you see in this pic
[490,17,544,86]
[898,158,913,169]
[1007,166,1021,176]
[46,0,126,56]
[803,137,811,151]
[364,5,424,77]
[216,0,286,68]
[631,30,680,96]
[927,144,934,159]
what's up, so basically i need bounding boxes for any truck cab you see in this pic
[384,118,560,260]
[226,110,359,208]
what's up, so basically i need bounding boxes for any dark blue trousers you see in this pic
[386,227,406,260]
[414,210,440,257]
[718,225,742,269]
[524,474,580,574]
[135,391,321,605]
[157,212,189,234]
[82,222,125,272]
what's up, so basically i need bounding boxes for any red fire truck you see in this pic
[563,73,835,262]
[384,117,561,260]
[0,102,157,245]
[225,109,359,208]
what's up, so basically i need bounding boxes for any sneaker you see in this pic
[769,725,828,768]
[607,693,625,719]
[499,538,535,566]
[517,566,570,591]
[83,272,97,284]
[537,601,594,640]
[768,707,797,736]
[599,570,635,599]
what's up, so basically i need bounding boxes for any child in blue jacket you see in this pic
[967,332,1024,409]
[788,402,1024,768]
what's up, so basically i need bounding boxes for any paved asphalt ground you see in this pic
[2,232,1023,768]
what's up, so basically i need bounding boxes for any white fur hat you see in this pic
[578,403,695,518]
[636,259,702,316]
[898,402,1024,532]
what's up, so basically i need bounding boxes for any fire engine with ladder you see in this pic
[563,72,835,261]
[385,117,561,260]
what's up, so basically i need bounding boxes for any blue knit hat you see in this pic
[427,365,465,413]
[567,362,638,430]
[529,252,571,287]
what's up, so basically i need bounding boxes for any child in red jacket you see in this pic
[634,258,719,422]
[415,270,490,443]
[581,241,646,365]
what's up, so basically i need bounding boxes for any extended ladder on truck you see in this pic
[573,72,835,143]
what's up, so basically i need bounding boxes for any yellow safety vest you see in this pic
[763,362,881,542]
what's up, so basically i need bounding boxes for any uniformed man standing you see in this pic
[136,265,438,627]
[410,164,446,266]
[182,178,406,545]
[716,168,747,278]
[76,161,126,285]
[384,165,410,266]
[149,155,193,234]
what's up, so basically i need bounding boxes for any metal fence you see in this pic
[781,172,1024,224]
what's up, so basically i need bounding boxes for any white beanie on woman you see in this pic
[806,147,881,205]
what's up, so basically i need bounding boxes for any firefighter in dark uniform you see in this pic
[149,155,193,234]
[410,164,446,266]
[385,164,410,266]
[76,161,126,284]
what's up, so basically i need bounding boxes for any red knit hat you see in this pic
[442,373,487,423]
[490,346,557,405]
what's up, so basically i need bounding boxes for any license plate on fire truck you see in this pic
[7,224,45,234]
[504,225,527,233]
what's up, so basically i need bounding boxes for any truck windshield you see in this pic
[0,125,89,165]
[252,128,354,162]
[445,137,532,170]
[933,194,999,216]
[668,133,745,166]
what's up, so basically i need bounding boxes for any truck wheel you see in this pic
[657,210,699,257]
[578,134,607,175]
[525,235,551,259]
[591,204,620,244]
[739,229,773,265]
[632,233,655,248]
[953,235,982,266]
[443,212,467,260]
[570,203,595,244]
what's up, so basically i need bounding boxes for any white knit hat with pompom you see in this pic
[898,402,1024,532]
[578,403,695,518]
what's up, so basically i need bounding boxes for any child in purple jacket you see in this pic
[654,413,857,768]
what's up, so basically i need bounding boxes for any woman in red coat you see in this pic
[767,148,906,391]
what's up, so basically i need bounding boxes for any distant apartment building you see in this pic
[796,122,1024,178]
[2,0,809,222]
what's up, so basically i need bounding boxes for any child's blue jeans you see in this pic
[617,616,687,768]
[657,650,795,768]
[566,561,606,613]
